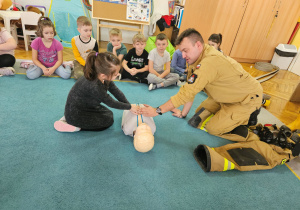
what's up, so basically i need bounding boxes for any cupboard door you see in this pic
[229,0,277,60]
[256,0,300,60]
[179,0,247,55]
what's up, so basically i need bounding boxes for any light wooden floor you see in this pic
[15,40,300,125]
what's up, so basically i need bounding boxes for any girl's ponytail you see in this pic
[218,33,223,45]
[84,52,121,81]
[84,51,98,81]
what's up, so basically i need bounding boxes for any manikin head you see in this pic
[133,123,154,153]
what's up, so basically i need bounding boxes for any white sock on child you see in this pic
[59,116,66,121]
[148,83,163,91]
[176,80,182,86]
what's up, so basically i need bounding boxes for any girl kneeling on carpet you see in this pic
[26,17,71,79]
[54,51,139,132]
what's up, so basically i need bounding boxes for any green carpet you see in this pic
[0,74,299,210]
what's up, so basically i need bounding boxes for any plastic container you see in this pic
[271,44,297,70]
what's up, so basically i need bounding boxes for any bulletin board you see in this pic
[92,0,151,25]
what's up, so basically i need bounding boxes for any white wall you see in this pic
[15,0,170,44]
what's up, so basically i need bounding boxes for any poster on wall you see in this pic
[126,0,150,22]
[96,0,127,5]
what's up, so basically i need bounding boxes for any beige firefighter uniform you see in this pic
[193,124,300,172]
[171,44,263,142]
[194,141,294,172]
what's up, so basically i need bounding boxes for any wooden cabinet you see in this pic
[256,0,300,60]
[179,0,247,56]
[179,0,300,62]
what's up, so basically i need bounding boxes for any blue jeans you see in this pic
[171,67,186,80]
[26,65,71,80]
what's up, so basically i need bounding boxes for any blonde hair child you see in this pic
[107,28,127,61]
[71,16,98,80]
[121,33,149,83]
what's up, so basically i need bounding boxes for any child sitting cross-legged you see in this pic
[121,33,149,84]
[26,17,71,80]
[171,49,187,81]
[72,16,98,80]
[107,28,127,61]
[147,33,180,91]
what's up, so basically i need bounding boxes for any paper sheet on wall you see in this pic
[96,0,127,5]
[126,0,150,22]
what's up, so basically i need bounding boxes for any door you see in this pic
[229,0,277,60]
[179,0,247,55]
[256,0,300,60]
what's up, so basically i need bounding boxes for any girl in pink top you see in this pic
[26,17,71,79]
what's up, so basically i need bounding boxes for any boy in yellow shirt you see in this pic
[71,16,98,79]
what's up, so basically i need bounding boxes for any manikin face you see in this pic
[179,37,203,65]
[155,39,168,54]
[78,25,93,40]
[42,26,54,42]
[134,123,154,153]
[208,40,220,50]
[133,41,146,54]
[110,35,122,47]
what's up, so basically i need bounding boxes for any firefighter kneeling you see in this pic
[194,124,300,172]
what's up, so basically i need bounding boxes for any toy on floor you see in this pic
[262,99,270,107]
[0,0,12,10]
[122,104,156,153]
[288,114,300,133]
[262,93,271,107]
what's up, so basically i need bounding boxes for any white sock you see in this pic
[59,116,66,121]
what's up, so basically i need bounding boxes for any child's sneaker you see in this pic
[63,61,74,69]
[54,120,80,132]
[148,83,156,91]
[0,67,15,76]
[176,80,182,86]
[20,60,34,69]
[179,75,185,81]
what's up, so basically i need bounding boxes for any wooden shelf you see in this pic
[175,3,184,7]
